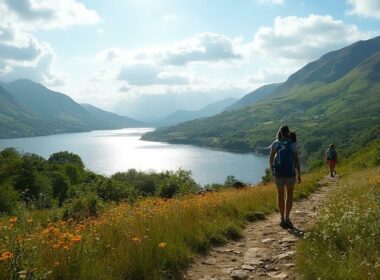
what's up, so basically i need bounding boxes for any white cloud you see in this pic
[0,0,100,30]
[119,84,130,92]
[0,51,65,85]
[97,32,243,66]
[257,0,284,5]
[162,14,179,24]
[0,23,64,85]
[252,15,371,61]
[159,32,242,65]
[346,0,380,19]
[248,67,295,83]
[117,63,189,86]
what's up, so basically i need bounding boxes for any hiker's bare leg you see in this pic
[277,186,285,221]
[285,183,295,220]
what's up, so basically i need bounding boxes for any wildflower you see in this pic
[132,237,141,243]
[159,242,167,248]
[9,217,17,223]
[0,251,13,261]
[54,261,60,267]
[27,218,33,225]
[63,245,71,250]
[71,235,82,243]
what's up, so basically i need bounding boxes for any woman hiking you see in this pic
[269,126,301,229]
[325,144,338,177]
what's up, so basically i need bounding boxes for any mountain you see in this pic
[81,103,143,128]
[158,97,237,126]
[226,83,281,111]
[143,36,380,166]
[0,79,144,138]
[3,79,95,127]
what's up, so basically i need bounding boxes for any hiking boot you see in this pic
[280,220,287,228]
[284,218,294,229]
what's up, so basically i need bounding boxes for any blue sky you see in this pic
[0,0,380,120]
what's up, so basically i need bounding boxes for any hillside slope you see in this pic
[0,79,144,138]
[143,37,380,166]
[158,97,237,126]
[81,103,144,128]
[226,83,281,111]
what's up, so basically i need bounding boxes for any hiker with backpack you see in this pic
[269,126,301,229]
[325,144,338,177]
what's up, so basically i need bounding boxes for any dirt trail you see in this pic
[184,175,339,280]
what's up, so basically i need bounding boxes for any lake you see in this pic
[0,128,269,186]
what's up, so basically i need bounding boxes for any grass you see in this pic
[0,171,323,280]
[296,166,380,280]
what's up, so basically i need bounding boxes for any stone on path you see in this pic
[281,236,298,243]
[267,272,289,279]
[242,264,255,271]
[282,263,295,268]
[202,258,217,265]
[261,238,275,243]
[275,251,295,260]
[230,270,249,280]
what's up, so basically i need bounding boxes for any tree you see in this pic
[48,151,84,170]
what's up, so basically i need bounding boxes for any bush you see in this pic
[63,193,103,220]
[0,183,19,214]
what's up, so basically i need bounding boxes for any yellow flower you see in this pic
[9,217,17,223]
[132,237,141,243]
[158,242,167,248]
[54,261,60,267]
[27,218,33,225]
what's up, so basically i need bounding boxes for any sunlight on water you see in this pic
[0,128,269,185]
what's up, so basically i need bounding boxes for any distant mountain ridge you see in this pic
[0,79,144,138]
[226,83,281,111]
[143,36,380,166]
[158,97,237,126]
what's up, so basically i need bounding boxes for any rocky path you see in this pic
[184,175,339,280]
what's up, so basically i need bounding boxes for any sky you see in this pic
[0,0,380,120]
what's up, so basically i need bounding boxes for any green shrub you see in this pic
[0,183,19,214]
[63,193,103,220]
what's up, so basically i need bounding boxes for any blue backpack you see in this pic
[273,140,295,178]
[327,149,337,160]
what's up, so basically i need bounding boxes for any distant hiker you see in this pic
[269,125,301,229]
[325,144,338,177]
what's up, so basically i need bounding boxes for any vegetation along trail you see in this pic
[184,175,339,280]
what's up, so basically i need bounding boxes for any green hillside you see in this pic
[81,103,144,128]
[143,37,380,167]
[226,83,281,111]
[0,80,144,138]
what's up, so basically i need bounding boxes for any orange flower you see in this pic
[71,235,82,243]
[158,242,167,249]
[54,261,60,267]
[27,218,33,225]
[9,217,17,223]
[0,251,13,261]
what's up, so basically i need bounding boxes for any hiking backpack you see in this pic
[273,140,295,178]
[327,149,337,160]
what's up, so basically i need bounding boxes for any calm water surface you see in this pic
[0,128,269,185]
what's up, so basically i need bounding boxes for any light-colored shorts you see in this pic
[274,176,296,188]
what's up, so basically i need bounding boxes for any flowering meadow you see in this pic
[0,172,322,280]
[296,167,380,280]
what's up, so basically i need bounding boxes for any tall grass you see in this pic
[0,172,322,280]
[296,167,380,280]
